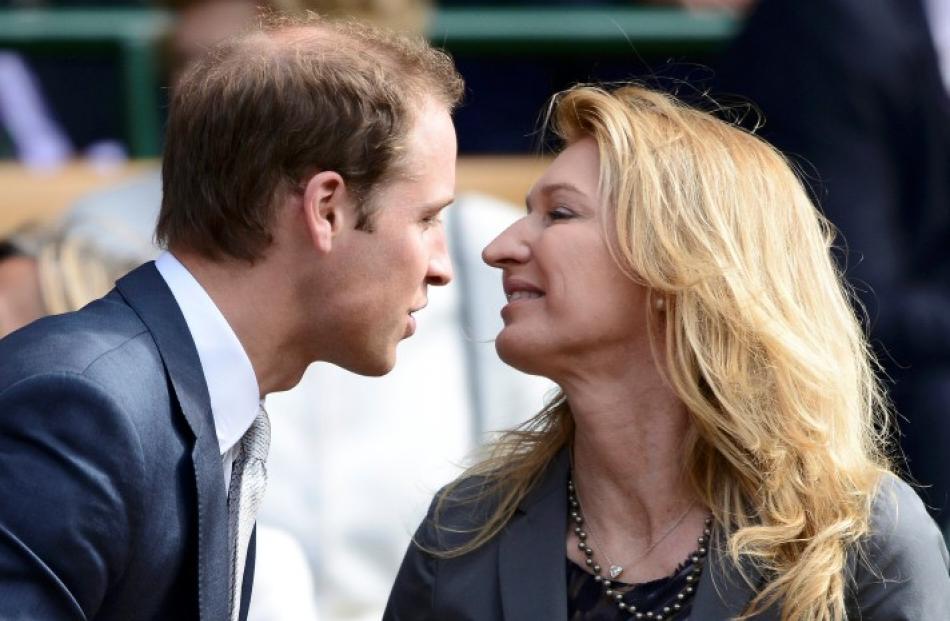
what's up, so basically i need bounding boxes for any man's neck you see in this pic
[172,249,309,396]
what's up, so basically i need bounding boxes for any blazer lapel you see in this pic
[115,262,230,621]
[499,449,571,621]
[692,535,778,620]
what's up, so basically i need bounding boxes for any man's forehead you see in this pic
[406,102,456,157]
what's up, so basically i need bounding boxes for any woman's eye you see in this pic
[548,206,574,221]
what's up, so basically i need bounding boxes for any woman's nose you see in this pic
[482,219,530,268]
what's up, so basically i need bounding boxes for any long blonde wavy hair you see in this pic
[438,84,893,621]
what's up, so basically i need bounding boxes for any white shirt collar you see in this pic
[154,251,261,456]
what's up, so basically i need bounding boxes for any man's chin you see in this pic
[344,350,396,377]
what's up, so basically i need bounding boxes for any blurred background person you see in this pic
[0,237,43,336]
[0,0,146,167]
[0,176,160,335]
[715,0,950,533]
[0,51,73,169]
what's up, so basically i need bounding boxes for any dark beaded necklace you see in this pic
[567,478,712,620]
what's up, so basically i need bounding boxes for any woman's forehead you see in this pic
[528,139,601,202]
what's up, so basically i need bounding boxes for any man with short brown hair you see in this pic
[0,15,461,621]
[159,15,463,260]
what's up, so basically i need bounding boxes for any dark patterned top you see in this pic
[566,557,695,621]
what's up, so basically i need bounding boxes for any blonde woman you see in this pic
[384,85,950,620]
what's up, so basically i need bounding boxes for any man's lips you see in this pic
[405,302,427,337]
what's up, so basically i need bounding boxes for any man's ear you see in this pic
[301,171,351,254]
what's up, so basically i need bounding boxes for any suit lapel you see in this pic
[237,527,257,621]
[499,450,571,621]
[116,262,230,621]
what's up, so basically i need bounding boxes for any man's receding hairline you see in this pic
[230,21,453,108]
[233,23,357,60]
[244,21,405,68]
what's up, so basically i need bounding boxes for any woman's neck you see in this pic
[567,374,694,523]
[561,368,708,582]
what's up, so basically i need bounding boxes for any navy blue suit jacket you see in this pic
[0,262,254,620]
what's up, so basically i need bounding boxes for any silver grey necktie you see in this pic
[228,405,270,621]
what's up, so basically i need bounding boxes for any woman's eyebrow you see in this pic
[539,182,585,197]
[525,182,587,213]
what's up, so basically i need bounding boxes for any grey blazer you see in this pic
[385,449,950,620]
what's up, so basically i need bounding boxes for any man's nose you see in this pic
[427,231,453,286]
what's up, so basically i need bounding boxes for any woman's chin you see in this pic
[495,330,550,377]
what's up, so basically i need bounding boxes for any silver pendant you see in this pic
[609,565,624,579]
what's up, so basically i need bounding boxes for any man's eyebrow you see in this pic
[424,197,455,211]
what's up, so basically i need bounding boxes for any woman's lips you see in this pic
[500,290,544,323]
[505,290,544,302]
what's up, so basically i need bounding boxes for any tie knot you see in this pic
[241,406,270,463]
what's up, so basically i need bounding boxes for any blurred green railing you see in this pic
[0,7,737,157]
[429,7,737,54]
